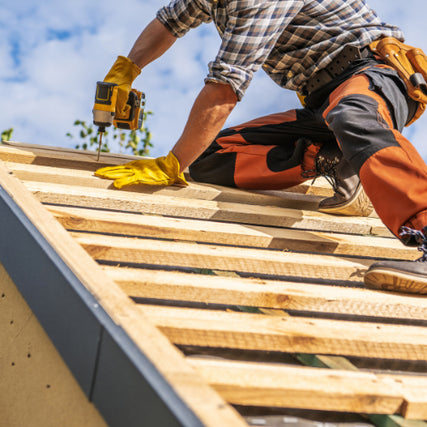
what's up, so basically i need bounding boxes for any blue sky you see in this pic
[1,0,427,160]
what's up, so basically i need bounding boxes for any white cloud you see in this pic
[1,0,427,160]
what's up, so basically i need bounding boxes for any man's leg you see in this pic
[190,109,334,190]
[322,66,427,293]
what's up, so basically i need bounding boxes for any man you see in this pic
[95,0,427,294]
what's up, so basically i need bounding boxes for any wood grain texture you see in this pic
[72,231,371,282]
[189,358,427,419]
[24,180,390,235]
[139,305,427,361]
[49,204,414,259]
[188,358,406,415]
[103,266,427,321]
[7,161,325,211]
[0,141,334,196]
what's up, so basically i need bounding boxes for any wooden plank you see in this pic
[103,267,427,321]
[7,161,324,211]
[0,141,334,197]
[72,232,371,282]
[139,305,427,361]
[189,358,427,419]
[258,180,333,197]
[187,358,406,415]
[24,180,390,236]
[375,375,427,421]
[0,160,247,427]
[49,205,415,259]
[403,390,427,420]
[0,141,138,167]
[296,355,427,427]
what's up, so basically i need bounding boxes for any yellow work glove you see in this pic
[104,55,141,119]
[297,92,306,107]
[94,151,188,189]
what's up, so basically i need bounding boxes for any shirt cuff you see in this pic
[206,60,253,101]
[156,9,191,38]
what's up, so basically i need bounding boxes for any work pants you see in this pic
[189,63,427,241]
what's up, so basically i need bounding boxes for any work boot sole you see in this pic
[364,263,427,294]
[318,183,374,217]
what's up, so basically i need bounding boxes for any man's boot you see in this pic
[364,226,427,294]
[315,146,373,217]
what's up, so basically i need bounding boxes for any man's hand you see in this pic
[103,56,141,119]
[94,151,188,188]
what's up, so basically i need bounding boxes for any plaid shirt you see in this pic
[157,0,403,100]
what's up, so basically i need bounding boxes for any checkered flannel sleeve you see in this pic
[157,0,212,37]
[205,0,302,100]
[158,0,301,100]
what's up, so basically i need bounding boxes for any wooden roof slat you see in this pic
[49,204,414,259]
[0,141,137,168]
[189,358,427,419]
[0,141,333,196]
[188,358,409,415]
[138,305,427,361]
[7,161,325,211]
[103,266,427,321]
[295,354,427,427]
[23,180,390,236]
[71,231,370,282]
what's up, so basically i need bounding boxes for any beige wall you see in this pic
[0,263,108,427]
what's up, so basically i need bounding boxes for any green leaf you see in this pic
[70,109,154,156]
[1,128,14,141]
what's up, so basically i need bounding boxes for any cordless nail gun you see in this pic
[92,81,145,160]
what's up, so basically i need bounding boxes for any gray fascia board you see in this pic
[0,184,204,427]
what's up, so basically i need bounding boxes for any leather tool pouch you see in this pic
[370,37,427,125]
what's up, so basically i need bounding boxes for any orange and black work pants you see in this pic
[189,61,427,241]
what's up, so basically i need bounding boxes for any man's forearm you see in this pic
[127,19,238,172]
[128,18,177,69]
[172,82,238,171]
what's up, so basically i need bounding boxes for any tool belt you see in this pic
[369,37,427,125]
[303,45,371,95]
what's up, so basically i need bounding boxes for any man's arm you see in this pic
[96,18,237,187]
[128,18,177,69]
[172,82,238,171]
[129,19,238,172]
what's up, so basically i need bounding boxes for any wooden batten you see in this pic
[103,267,427,321]
[49,205,413,258]
[188,358,407,414]
[139,305,427,360]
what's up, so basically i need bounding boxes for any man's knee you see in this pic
[326,95,380,136]
[325,95,399,172]
[189,140,238,186]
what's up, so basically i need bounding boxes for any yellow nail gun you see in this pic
[92,81,145,160]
